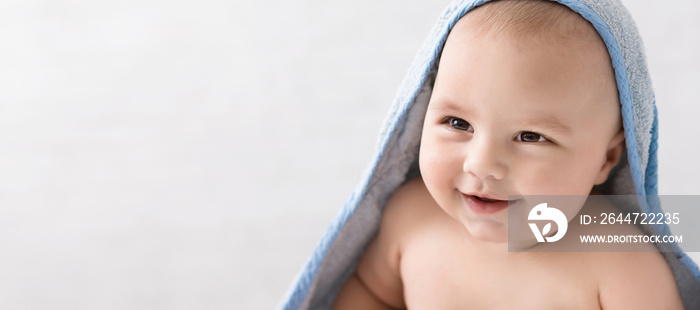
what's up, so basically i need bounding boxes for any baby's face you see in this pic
[419,24,624,243]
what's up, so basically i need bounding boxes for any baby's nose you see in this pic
[462,137,507,181]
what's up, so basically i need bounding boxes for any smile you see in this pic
[463,194,515,214]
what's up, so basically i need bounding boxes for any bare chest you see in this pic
[399,230,601,310]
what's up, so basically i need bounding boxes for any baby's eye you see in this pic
[445,117,473,132]
[517,131,547,143]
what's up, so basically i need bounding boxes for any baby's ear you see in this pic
[594,129,626,185]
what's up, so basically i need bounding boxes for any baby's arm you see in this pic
[333,180,424,309]
[598,251,683,309]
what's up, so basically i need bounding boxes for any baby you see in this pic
[332,1,682,309]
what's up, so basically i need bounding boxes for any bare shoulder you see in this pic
[589,201,683,309]
[595,250,683,309]
[576,196,683,309]
[381,177,440,231]
[346,177,438,309]
[374,177,444,260]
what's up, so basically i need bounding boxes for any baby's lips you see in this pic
[463,191,517,202]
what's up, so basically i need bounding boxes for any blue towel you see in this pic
[279,0,700,309]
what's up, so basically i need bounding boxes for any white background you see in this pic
[0,0,698,309]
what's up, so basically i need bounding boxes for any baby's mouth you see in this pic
[473,195,501,202]
[462,193,521,214]
[463,192,509,202]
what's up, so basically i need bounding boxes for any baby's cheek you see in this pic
[419,143,455,191]
[516,160,597,195]
[418,146,442,183]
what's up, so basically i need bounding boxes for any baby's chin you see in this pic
[459,216,509,244]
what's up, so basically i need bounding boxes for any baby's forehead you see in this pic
[455,0,603,46]
[440,1,618,108]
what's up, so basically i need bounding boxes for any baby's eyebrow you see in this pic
[428,99,471,114]
[519,116,573,135]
